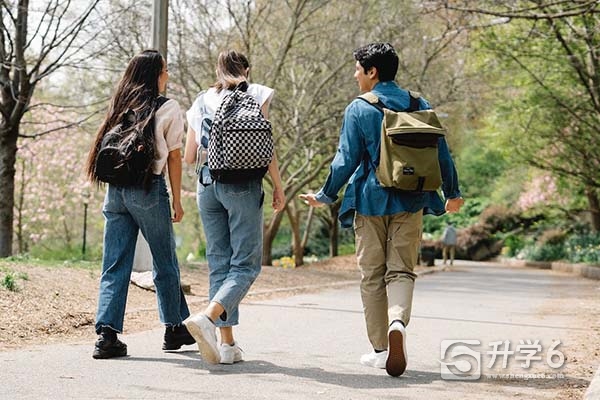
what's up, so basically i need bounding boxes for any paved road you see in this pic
[1,261,597,399]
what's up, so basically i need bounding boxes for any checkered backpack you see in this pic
[207,83,273,183]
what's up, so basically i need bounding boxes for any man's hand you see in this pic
[299,193,325,208]
[445,197,464,213]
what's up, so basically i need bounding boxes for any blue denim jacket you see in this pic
[315,81,462,228]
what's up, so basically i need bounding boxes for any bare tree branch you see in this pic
[18,108,103,139]
[443,0,600,20]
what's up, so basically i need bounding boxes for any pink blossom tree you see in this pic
[0,1,102,257]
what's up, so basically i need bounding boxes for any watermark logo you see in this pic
[440,339,565,381]
[440,340,482,380]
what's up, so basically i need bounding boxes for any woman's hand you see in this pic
[172,200,184,223]
[272,187,286,213]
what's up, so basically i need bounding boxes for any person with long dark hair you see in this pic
[86,49,194,359]
[183,50,285,365]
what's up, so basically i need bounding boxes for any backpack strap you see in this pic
[356,92,387,174]
[407,91,421,112]
[357,90,422,112]
[357,92,386,112]
[156,95,169,110]
[358,91,380,105]
[235,81,249,92]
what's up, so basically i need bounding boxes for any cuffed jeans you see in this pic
[95,175,190,334]
[197,179,263,327]
[354,210,423,350]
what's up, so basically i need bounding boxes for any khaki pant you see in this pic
[354,210,423,350]
[442,245,455,265]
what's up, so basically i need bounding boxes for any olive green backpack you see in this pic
[358,91,446,192]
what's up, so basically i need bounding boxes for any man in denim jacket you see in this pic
[300,42,464,377]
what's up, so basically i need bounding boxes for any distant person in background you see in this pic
[441,223,457,266]
[86,50,194,359]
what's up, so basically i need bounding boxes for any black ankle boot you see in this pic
[92,327,127,359]
[163,324,195,351]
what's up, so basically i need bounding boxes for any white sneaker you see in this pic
[220,342,243,364]
[360,350,387,369]
[183,314,220,364]
[386,321,408,377]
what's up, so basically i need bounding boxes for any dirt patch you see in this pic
[0,255,369,350]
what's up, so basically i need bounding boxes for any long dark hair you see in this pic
[86,49,164,184]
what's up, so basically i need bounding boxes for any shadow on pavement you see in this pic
[119,353,590,393]
[119,353,443,389]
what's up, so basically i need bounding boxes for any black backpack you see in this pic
[95,96,168,188]
[207,83,273,183]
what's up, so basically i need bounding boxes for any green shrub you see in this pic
[305,221,355,258]
[565,232,600,264]
[502,234,525,257]
[271,244,292,260]
[2,272,18,292]
[527,242,567,262]
[538,229,567,246]
[519,230,600,263]
[338,242,355,256]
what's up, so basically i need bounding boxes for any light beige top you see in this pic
[152,98,184,174]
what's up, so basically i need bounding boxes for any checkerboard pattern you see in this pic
[208,88,274,172]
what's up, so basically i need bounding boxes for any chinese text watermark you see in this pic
[440,339,565,381]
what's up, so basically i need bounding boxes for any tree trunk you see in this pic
[586,187,600,232]
[300,206,315,250]
[329,202,340,257]
[16,158,26,253]
[287,203,304,267]
[0,127,18,257]
[262,209,284,266]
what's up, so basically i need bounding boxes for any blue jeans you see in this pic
[95,175,190,334]
[197,179,264,327]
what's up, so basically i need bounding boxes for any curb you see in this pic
[585,365,600,400]
[500,258,600,280]
[551,261,600,280]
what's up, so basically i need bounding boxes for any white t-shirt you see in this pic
[152,98,185,174]
[186,83,274,148]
